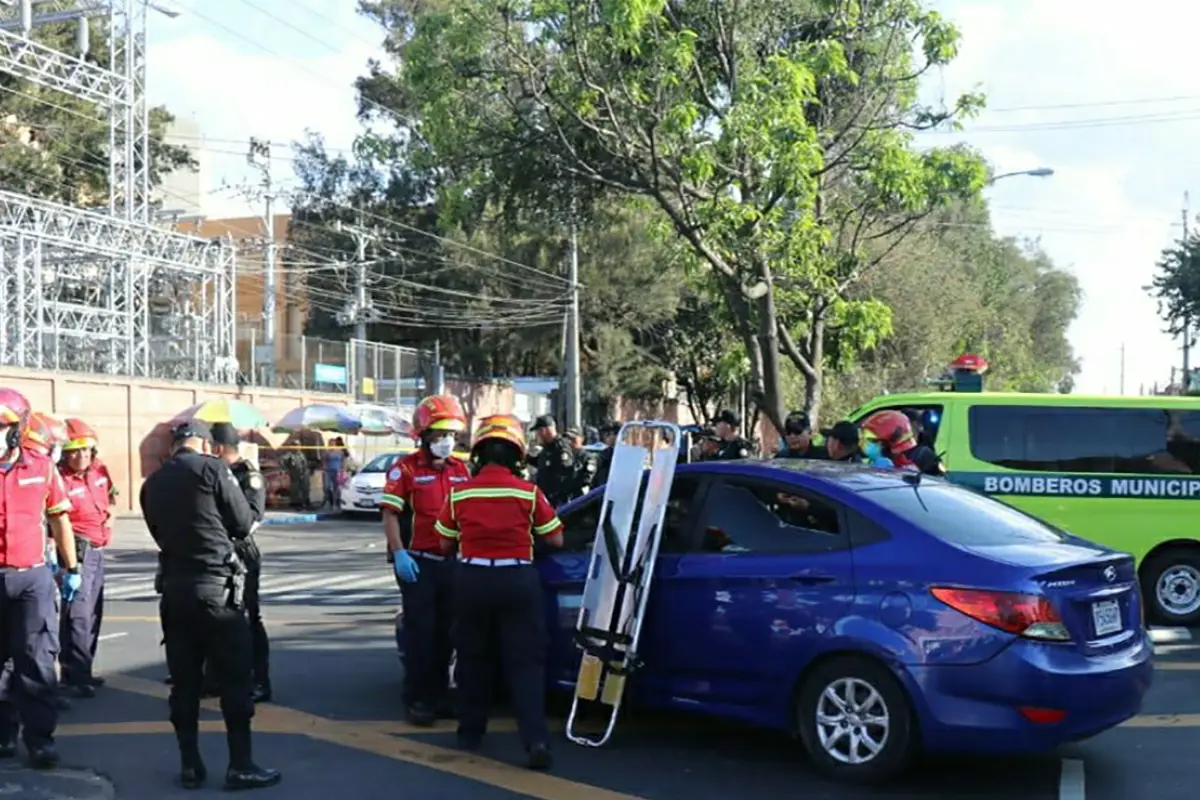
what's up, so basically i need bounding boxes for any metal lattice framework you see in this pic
[0,2,239,384]
[0,191,237,381]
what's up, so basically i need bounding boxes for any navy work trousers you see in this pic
[398,556,454,709]
[0,566,61,749]
[454,564,549,749]
[60,545,105,687]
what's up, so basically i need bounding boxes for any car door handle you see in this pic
[788,574,836,585]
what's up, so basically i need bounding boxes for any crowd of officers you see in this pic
[0,389,125,772]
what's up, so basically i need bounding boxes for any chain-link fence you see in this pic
[235,330,434,402]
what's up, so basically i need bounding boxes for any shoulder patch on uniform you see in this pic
[738,448,749,458]
[249,473,263,490]
[561,451,572,465]
[387,466,402,482]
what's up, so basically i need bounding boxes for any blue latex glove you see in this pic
[62,571,82,602]
[393,551,420,584]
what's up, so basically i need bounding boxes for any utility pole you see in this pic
[248,138,275,386]
[1183,193,1191,391]
[335,218,376,401]
[565,221,582,430]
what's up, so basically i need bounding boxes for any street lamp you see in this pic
[988,167,1054,185]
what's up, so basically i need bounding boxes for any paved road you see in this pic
[31,518,1200,798]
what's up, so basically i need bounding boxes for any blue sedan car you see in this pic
[399,459,1153,783]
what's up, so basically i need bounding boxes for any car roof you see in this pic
[679,458,922,493]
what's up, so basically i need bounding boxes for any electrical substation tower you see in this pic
[0,0,238,382]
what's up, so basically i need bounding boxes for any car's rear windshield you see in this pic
[865,482,1066,546]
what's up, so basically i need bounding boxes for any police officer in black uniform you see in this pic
[563,427,596,500]
[776,411,827,460]
[139,421,281,792]
[210,423,271,704]
[531,415,576,506]
[711,409,754,460]
[592,421,619,486]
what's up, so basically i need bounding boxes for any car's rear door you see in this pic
[655,475,855,720]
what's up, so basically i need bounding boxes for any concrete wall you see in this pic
[0,366,350,513]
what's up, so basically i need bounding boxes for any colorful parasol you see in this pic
[175,398,268,430]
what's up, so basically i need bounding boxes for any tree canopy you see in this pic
[281,0,1080,430]
[356,0,988,426]
[1147,233,1200,340]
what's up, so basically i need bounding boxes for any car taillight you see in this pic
[930,587,1071,641]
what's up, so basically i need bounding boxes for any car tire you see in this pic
[1141,548,1200,626]
[796,655,917,785]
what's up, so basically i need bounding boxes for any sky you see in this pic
[142,0,1197,395]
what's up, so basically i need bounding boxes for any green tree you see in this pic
[357,0,987,426]
[0,16,194,205]
[1147,234,1200,340]
[817,202,1081,419]
[289,135,684,402]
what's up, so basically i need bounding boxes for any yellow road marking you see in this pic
[1122,714,1200,727]
[103,675,645,799]
[1154,661,1200,670]
[103,615,393,628]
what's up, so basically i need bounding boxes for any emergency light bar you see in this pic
[927,353,988,393]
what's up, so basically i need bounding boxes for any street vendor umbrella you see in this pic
[343,404,408,436]
[272,404,357,434]
[175,398,268,430]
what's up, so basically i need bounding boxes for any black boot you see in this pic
[251,682,272,704]
[406,701,436,727]
[224,722,282,790]
[0,731,15,760]
[178,732,206,789]
[28,742,59,770]
[527,742,552,771]
[223,765,282,791]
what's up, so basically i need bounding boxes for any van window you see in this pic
[865,483,1066,546]
[969,406,1200,475]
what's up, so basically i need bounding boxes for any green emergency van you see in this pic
[847,388,1200,626]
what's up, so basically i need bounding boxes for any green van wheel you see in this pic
[1141,548,1200,626]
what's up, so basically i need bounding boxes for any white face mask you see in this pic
[429,435,455,460]
[50,445,63,464]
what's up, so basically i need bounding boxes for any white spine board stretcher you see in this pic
[565,420,680,747]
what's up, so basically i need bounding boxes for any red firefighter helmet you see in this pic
[63,418,99,452]
[412,395,467,438]
[860,409,917,455]
[471,414,527,459]
[22,412,68,456]
[0,389,31,452]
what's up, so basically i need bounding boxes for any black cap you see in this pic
[210,422,239,447]
[171,419,212,442]
[599,420,621,436]
[532,414,556,430]
[783,411,812,435]
[821,420,860,446]
[713,409,741,428]
[564,426,582,440]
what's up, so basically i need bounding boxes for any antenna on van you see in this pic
[927,353,988,393]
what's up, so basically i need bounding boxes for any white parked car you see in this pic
[340,451,406,515]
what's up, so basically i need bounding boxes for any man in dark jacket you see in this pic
[775,411,827,460]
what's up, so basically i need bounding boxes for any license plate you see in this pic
[355,500,377,508]
[1092,599,1122,637]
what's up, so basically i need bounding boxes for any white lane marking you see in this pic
[98,632,128,642]
[1149,627,1193,643]
[103,582,153,600]
[258,572,371,594]
[1059,758,1085,800]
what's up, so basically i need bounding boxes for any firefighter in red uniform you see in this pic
[380,394,472,726]
[57,419,115,698]
[0,389,81,768]
[860,410,945,477]
[435,414,563,770]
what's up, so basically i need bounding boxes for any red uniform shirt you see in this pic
[380,450,471,554]
[434,464,563,560]
[0,448,71,568]
[60,462,115,547]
